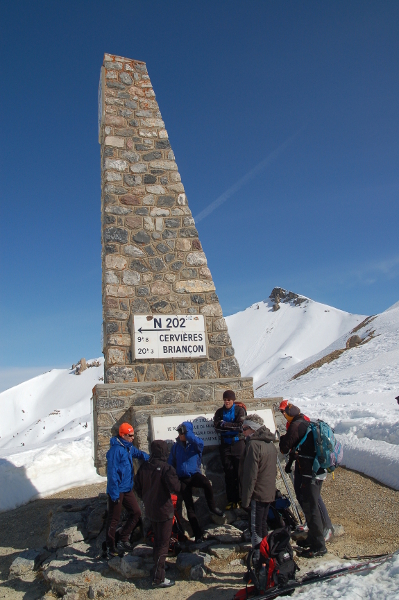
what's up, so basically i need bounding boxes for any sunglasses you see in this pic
[126,433,134,437]
[242,426,251,431]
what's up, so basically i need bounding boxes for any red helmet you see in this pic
[279,400,289,412]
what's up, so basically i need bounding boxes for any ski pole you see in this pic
[277,457,303,525]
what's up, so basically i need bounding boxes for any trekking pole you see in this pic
[276,457,303,525]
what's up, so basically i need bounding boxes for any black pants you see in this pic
[250,500,270,548]
[294,463,332,530]
[106,490,141,550]
[300,478,326,551]
[181,472,217,539]
[152,518,173,584]
[220,440,245,503]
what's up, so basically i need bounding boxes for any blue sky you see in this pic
[1,1,399,389]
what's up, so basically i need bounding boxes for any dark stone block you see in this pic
[133,395,154,406]
[137,286,149,296]
[165,253,175,263]
[181,268,198,278]
[208,292,219,303]
[156,390,185,405]
[157,196,175,207]
[120,151,139,163]
[191,295,205,304]
[135,207,149,215]
[218,357,241,378]
[125,100,137,109]
[189,386,214,403]
[155,140,171,149]
[105,244,117,254]
[180,228,198,238]
[124,174,141,187]
[105,185,127,195]
[104,147,114,157]
[105,366,136,383]
[156,243,169,254]
[135,144,149,151]
[133,230,151,245]
[208,346,224,361]
[106,322,119,334]
[175,362,196,380]
[120,72,133,85]
[143,151,162,161]
[170,261,184,271]
[192,239,202,250]
[128,119,139,127]
[149,257,165,271]
[96,397,126,409]
[144,174,157,184]
[103,194,115,204]
[119,109,133,117]
[131,298,150,313]
[116,129,136,137]
[162,229,177,239]
[151,300,169,311]
[121,301,128,310]
[199,362,218,379]
[145,364,167,381]
[160,176,168,184]
[150,169,164,175]
[144,245,155,256]
[104,227,128,244]
[130,259,148,272]
[117,92,130,99]
[224,347,235,357]
[165,218,180,228]
[106,81,126,89]
[104,215,116,224]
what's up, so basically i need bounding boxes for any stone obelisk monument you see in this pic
[93,54,257,476]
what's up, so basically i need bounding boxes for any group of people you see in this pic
[105,390,332,587]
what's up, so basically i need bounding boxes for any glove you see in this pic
[285,461,293,474]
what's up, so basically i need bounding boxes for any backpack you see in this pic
[235,401,247,415]
[296,420,343,477]
[267,490,298,530]
[247,527,298,592]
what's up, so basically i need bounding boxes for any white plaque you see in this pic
[133,314,207,359]
[151,409,276,446]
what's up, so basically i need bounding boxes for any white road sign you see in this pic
[133,314,207,359]
[151,409,276,446]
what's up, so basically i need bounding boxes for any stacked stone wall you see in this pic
[99,53,240,384]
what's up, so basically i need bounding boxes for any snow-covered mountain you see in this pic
[226,287,366,390]
[0,289,398,513]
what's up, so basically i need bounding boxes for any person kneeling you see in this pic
[240,414,277,549]
[168,421,225,543]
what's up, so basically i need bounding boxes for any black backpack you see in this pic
[247,527,298,592]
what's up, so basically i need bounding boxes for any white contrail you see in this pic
[194,127,305,223]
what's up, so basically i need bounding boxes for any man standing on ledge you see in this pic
[168,421,225,543]
[106,422,149,556]
[214,390,246,509]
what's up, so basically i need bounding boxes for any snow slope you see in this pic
[228,292,399,490]
[0,360,105,511]
[226,293,366,390]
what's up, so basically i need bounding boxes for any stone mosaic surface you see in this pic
[99,54,240,383]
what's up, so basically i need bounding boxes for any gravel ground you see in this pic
[0,468,398,599]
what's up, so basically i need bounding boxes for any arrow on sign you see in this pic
[137,327,171,333]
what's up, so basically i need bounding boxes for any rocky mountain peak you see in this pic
[269,287,307,311]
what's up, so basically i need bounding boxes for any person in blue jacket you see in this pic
[106,422,149,555]
[168,421,224,543]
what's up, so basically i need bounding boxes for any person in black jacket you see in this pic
[135,440,181,588]
[214,390,246,509]
[279,403,328,558]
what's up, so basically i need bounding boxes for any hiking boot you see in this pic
[301,547,327,558]
[225,502,235,510]
[116,540,134,553]
[103,546,119,559]
[210,507,226,517]
[324,527,334,542]
[152,578,175,588]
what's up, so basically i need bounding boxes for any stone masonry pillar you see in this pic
[93,54,254,474]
